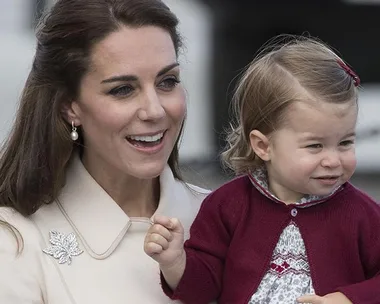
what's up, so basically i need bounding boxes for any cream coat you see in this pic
[0,156,210,303]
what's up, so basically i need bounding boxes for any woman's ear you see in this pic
[61,101,81,126]
[249,130,271,161]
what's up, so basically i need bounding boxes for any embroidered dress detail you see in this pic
[43,230,83,265]
[247,167,342,304]
[249,222,315,303]
[268,223,310,276]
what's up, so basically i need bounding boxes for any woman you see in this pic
[0,0,209,303]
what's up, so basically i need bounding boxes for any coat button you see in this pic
[291,208,298,217]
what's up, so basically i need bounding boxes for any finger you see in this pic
[152,215,174,229]
[297,294,323,303]
[144,241,164,256]
[146,233,170,250]
[152,216,184,234]
[168,217,184,234]
[148,224,172,241]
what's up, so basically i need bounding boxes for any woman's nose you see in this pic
[138,91,165,121]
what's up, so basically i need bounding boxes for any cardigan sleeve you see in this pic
[0,209,45,304]
[161,182,247,304]
[336,194,380,304]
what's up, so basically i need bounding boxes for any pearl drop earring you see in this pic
[70,121,79,141]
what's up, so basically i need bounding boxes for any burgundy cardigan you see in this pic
[162,176,380,304]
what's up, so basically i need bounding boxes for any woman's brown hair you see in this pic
[222,35,360,175]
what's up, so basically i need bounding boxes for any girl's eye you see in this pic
[340,140,354,147]
[108,85,134,97]
[306,144,323,149]
[158,77,180,91]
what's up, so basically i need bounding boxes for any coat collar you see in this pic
[54,154,185,259]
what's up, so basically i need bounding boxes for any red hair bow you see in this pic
[337,59,360,87]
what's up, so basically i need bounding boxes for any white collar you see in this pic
[54,154,185,258]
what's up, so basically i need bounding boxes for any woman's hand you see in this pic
[297,292,353,304]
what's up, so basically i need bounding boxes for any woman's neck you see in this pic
[107,177,160,217]
[82,157,161,218]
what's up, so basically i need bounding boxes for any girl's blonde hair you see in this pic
[222,35,359,175]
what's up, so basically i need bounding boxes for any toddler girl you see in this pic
[144,36,380,304]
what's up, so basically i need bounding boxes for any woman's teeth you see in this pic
[128,132,164,142]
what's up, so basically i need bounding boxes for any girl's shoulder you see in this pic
[199,175,252,215]
[208,174,252,201]
[343,182,379,205]
[341,182,380,218]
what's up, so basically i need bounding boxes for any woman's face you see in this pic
[68,25,186,180]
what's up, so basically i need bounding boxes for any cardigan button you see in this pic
[291,208,298,217]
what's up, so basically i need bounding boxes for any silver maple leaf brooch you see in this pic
[42,230,84,265]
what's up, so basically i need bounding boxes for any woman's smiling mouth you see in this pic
[126,131,166,150]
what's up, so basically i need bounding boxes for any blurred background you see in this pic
[0,0,379,199]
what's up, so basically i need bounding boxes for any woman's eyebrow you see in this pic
[156,62,179,77]
[101,62,179,84]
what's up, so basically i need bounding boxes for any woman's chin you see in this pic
[130,162,167,180]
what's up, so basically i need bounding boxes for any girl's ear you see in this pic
[61,101,81,126]
[249,130,271,161]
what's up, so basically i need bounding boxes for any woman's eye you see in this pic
[158,77,180,90]
[108,85,134,97]
[306,144,323,149]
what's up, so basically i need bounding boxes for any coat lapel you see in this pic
[31,154,207,303]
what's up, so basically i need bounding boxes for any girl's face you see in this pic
[66,25,186,182]
[259,100,357,203]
